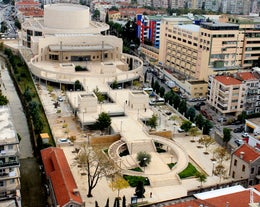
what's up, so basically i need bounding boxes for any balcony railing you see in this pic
[0,160,19,168]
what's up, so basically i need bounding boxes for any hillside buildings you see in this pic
[0,106,21,205]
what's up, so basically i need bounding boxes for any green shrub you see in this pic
[167,162,176,169]
[130,167,142,172]
[178,162,198,179]
[123,175,149,187]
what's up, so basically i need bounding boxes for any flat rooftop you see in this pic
[0,106,18,144]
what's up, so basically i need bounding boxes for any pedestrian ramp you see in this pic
[128,140,156,154]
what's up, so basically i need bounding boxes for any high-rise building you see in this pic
[136,14,162,48]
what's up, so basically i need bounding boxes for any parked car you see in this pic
[57,96,63,102]
[217,117,227,122]
[242,132,249,138]
[231,120,242,125]
[233,127,244,133]
[57,138,73,145]
[254,131,260,136]
[234,139,244,146]
[177,128,184,133]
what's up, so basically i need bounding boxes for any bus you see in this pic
[149,98,165,105]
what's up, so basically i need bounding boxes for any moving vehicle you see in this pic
[149,98,165,106]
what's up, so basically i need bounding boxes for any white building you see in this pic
[0,106,20,204]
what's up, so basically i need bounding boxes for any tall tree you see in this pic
[109,175,129,198]
[95,112,111,132]
[202,119,213,135]
[137,151,151,167]
[179,100,187,115]
[186,107,196,122]
[223,127,231,144]
[147,114,158,129]
[73,144,117,197]
[214,147,229,165]
[198,135,215,152]
[181,120,192,132]
[135,181,145,198]
[195,114,205,129]
[189,127,200,141]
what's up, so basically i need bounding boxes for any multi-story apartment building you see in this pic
[207,75,245,115]
[230,144,260,186]
[208,71,260,116]
[236,71,260,115]
[0,106,20,203]
[136,14,162,48]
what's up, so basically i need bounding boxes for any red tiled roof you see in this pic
[18,7,44,17]
[214,76,242,85]
[166,199,216,207]
[15,0,41,6]
[233,143,260,163]
[108,10,120,15]
[205,189,260,207]
[253,184,260,192]
[237,72,258,81]
[41,147,83,206]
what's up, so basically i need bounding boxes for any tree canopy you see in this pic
[73,144,117,197]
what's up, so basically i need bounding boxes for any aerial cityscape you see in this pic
[0,0,260,206]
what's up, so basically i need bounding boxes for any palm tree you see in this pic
[195,171,207,187]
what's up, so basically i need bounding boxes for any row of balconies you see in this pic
[0,160,19,168]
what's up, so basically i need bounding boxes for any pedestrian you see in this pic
[150,192,152,198]
[144,108,146,112]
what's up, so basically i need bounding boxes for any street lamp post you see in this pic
[143,157,147,173]
[212,161,216,176]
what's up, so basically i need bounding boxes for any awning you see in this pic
[246,122,255,129]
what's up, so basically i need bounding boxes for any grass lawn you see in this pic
[167,162,176,169]
[123,175,150,187]
[178,162,198,179]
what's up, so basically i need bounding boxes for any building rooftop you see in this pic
[204,188,260,207]
[41,147,83,206]
[233,144,260,163]
[176,24,200,32]
[214,75,242,85]
[0,106,17,144]
[237,72,258,81]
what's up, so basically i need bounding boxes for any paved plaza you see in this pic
[37,83,232,206]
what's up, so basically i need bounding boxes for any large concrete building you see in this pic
[158,15,260,98]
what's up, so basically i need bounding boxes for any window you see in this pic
[0,181,4,187]
[251,167,255,174]
[242,165,245,172]
[234,159,237,166]
[232,171,235,178]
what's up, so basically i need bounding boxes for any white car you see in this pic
[177,128,184,133]
[57,96,63,102]
[57,138,73,145]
